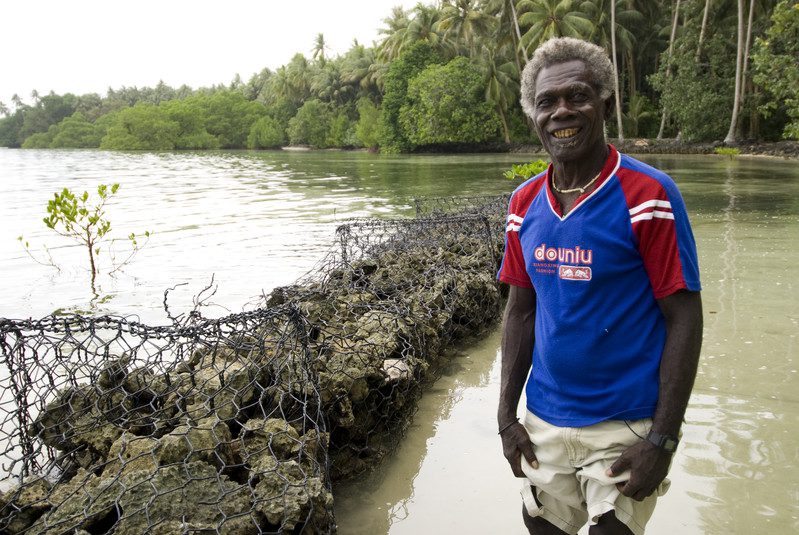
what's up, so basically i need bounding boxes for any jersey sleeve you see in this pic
[626,174,701,299]
[497,194,533,288]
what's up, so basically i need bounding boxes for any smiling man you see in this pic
[497,38,703,535]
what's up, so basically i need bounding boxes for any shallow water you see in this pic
[1,149,797,533]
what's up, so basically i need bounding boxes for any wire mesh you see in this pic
[265,215,500,479]
[0,308,333,534]
[1,194,509,532]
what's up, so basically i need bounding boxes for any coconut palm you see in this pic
[622,93,655,137]
[724,0,744,143]
[377,6,412,61]
[482,0,530,70]
[516,0,593,56]
[579,0,643,140]
[340,41,382,99]
[695,0,712,60]
[407,2,445,45]
[611,0,624,139]
[657,0,681,139]
[478,41,520,142]
[438,0,497,57]
[312,33,330,65]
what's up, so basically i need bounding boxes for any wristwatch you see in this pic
[646,430,679,454]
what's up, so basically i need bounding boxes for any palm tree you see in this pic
[695,0,712,61]
[478,41,519,142]
[312,33,329,65]
[340,41,382,99]
[438,0,497,57]
[622,93,655,137]
[406,2,445,45]
[377,6,412,62]
[516,0,593,56]
[482,0,530,71]
[657,0,681,139]
[11,93,23,110]
[610,0,624,139]
[312,61,352,105]
[579,0,643,139]
[724,0,744,143]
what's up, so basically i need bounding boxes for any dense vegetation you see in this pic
[1,0,796,152]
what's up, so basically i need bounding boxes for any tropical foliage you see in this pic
[0,0,795,151]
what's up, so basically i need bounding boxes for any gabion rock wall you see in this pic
[0,195,508,533]
[0,308,332,534]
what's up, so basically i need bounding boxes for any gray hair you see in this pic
[520,37,614,119]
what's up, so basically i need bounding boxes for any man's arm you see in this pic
[498,284,538,477]
[608,289,703,500]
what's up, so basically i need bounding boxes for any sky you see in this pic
[1,0,421,107]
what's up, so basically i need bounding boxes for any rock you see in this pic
[103,432,160,476]
[31,461,256,535]
[383,359,412,383]
[97,355,131,390]
[30,385,125,467]
[252,458,333,532]
[240,418,300,463]
[157,416,233,468]
[0,477,51,534]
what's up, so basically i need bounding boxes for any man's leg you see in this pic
[588,511,634,535]
[522,504,571,535]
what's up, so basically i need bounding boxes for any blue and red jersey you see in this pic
[498,145,701,427]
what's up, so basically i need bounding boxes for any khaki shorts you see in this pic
[519,411,670,535]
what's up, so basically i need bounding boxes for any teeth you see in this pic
[553,128,579,139]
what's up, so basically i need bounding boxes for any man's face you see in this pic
[531,60,611,163]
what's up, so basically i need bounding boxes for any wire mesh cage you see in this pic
[265,215,501,479]
[1,194,511,532]
[0,308,334,534]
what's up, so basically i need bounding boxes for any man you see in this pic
[497,37,703,535]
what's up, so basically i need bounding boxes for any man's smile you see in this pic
[552,127,581,139]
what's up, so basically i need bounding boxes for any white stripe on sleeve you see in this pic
[630,210,676,224]
[629,199,672,216]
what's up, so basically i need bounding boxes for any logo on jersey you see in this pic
[559,265,592,281]
[532,243,593,281]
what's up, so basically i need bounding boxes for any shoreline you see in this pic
[407,139,799,159]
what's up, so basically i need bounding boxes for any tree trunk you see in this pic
[739,0,756,138]
[626,51,636,100]
[510,0,528,63]
[658,0,681,139]
[724,0,745,144]
[611,0,624,140]
[498,103,511,143]
[695,0,712,62]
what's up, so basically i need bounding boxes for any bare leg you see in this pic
[522,504,570,535]
[588,511,634,535]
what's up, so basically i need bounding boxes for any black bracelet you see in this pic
[498,417,519,435]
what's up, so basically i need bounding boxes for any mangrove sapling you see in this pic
[18,183,151,293]
[503,159,548,180]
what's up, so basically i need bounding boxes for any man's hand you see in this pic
[606,441,671,501]
[500,421,537,477]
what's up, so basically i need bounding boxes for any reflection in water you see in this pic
[1,150,798,533]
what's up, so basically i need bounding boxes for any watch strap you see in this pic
[646,430,679,453]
